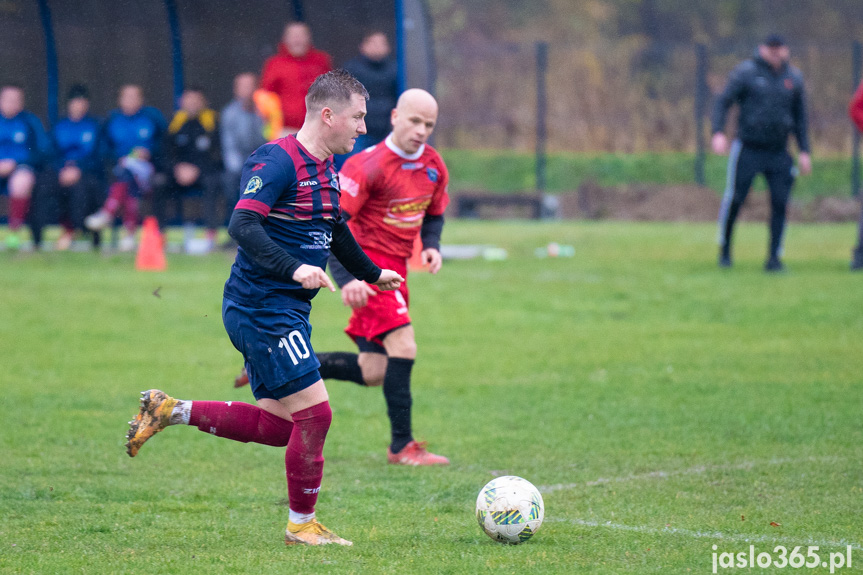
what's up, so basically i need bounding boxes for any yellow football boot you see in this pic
[125,389,178,457]
[285,519,353,546]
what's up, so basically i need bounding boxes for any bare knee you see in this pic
[358,353,386,387]
[256,398,294,421]
[382,326,417,360]
[9,169,35,197]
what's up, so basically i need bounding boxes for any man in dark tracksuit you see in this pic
[334,31,398,170]
[711,35,811,272]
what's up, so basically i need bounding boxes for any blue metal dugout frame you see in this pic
[164,0,185,109]
[36,0,59,127]
[395,0,407,93]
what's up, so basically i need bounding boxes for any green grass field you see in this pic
[2,221,862,574]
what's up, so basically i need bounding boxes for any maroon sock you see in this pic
[104,182,128,215]
[285,401,332,514]
[122,196,139,234]
[189,401,293,446]
[8,196,30,230]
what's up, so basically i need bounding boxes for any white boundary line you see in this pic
[539,456,845,494]
[549,517,863,552]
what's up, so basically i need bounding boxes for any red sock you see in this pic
[8,196,30,230]
[122,195,139,234]
[285,401,332,514]
[189,401,293,446]
[104,182,129,215]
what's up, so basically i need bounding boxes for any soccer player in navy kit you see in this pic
[124,70,403,547]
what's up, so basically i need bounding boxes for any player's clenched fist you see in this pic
[374,269,403,291]
[341,280,376,309]
[421,248,443,274]
[292,264,336,292]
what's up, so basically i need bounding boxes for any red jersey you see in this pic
[339,136,449,258]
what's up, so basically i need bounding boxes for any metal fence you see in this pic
[433,39,861,157]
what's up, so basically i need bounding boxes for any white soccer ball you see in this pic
[475,475,544,544]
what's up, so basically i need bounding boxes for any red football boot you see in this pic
[387,440,450,466]
[234,367,249,388]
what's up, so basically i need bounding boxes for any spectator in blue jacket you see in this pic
[0,84,49,250]
[85,84,166,251]
[49,84,103,250]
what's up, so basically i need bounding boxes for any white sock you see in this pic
[169,400,192,425]
[289,509,315,525]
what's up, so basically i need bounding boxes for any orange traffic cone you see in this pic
[408,235,428,272]
[135,216,166,271]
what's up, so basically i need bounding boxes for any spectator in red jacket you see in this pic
[261,22,332,136]
[849,81,863,270]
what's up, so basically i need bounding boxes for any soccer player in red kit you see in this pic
[320,88,450,465]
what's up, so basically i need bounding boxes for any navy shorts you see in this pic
[222,297,321,401]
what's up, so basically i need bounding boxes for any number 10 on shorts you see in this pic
[279,331,310,365]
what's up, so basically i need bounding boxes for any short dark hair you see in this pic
[362,29,388,42]
[763,34,786,48]
[305,69,368,113]
[67,84,89,101]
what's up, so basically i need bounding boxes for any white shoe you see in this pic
[84,210,112,231]
[119,234,137,252]
[56,231,74,251]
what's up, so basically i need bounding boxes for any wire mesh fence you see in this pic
[433,39,860,156]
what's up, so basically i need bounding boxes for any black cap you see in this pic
[763,34,786,48]
[66,84,89,101]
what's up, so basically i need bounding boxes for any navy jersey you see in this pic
[224,135,341,308]
[0,111,49,167]
[52,116,101,174]
[101,106,166,162]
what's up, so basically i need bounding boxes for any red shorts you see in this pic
[345,249,411,347]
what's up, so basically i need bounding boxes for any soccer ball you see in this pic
[475,476,544,544]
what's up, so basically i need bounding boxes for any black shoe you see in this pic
[764,257,786,273]
[718,250,731,268]
[852,251,863,271]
